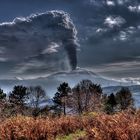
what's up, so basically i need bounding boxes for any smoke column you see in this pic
[0,10,78,74]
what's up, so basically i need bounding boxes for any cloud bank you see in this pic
[0,0,140,79]
[0,10,78,78]
[70,0,140,79]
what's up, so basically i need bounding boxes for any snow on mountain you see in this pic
[0,68,120,97]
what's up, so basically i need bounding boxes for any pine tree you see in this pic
[9,85,28,106]
[53,82,71,115]
[0,88,6,100]
[116,87,134,110]
[104,93,117,114]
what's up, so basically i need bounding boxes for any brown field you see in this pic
[0,110,140,140]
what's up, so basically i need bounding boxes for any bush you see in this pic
[0,110,140,140]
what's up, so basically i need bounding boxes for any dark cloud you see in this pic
[72,0,140,79]
[0,0,140,79]
[0,10,78,78]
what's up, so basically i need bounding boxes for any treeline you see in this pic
[53,80,134,115]
[0,79,134,118]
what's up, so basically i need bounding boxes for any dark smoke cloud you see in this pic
[0,0,140,79]
[0,10,78,78]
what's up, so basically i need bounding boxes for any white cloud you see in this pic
[0,57,8,62]
[15,77,23,80]
[41,42,60,54]
[104,16,126,28]
[106,0,115,6]
[128,5,140,13]
[121,77,140,85]
[119,31,128,41]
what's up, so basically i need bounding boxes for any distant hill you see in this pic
[1,69,140,107]
[103,85,140,107]
[0,68,121,97]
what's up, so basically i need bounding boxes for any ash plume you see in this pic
[0,10,78,78]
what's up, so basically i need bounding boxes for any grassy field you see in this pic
[0,110,140,140]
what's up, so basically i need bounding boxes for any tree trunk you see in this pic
[63,96,66,115]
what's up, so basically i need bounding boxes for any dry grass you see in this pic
[0,110,140,140]
[85,110,140,140]
[0,115,84,140]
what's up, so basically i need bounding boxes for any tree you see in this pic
[0,88,6,100]
[107,93,117,108]
[53,82,71,115]
[0,88,7,116]
[104,93,117,114]
[71,80,102,114]
[88,83,103,111]
[72,84,83,115]
[116,87,134,110]
[9,85,28,106]
[27,86,47,117]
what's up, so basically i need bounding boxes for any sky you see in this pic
[0,0,140,82]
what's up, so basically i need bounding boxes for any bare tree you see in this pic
[71,80,102,115]
[27,86,47,117]
[72,84,83,115]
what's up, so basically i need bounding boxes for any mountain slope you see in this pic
[0,68,120,97]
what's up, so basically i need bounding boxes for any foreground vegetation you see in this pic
[0,79,137,139]
[0,109,140,140]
